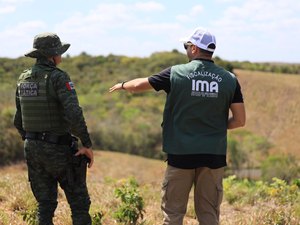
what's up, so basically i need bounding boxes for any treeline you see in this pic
[228,58,300,75]
[0,51,299,181]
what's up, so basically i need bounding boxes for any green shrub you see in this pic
[0,107,24,165]
[113,178,145,225]
[92,211,104,225]
[262,208,294,225]
[223,176,300,206]
[267,177,299,205]
[20,205,38,225]
[227,130,272,171]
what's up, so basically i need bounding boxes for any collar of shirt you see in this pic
[36,58,56,67]
[193,58,214,63]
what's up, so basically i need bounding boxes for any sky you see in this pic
[0,0,299,63]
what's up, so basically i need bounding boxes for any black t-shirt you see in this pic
[148,60,244,169]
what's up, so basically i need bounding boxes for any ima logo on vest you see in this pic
[191,79,218,98]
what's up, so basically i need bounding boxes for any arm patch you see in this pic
[66,81,75,91]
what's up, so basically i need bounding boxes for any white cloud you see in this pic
[0,20,46,57]
[0,5,15,14]
[134,1,164,11]
[216,0,300,29]
[191,5,204,16]
[54,6,132,52]
[176,4,204,22]
[58,3,136,31]
[1,0,298,61]
[53,3,135,45]
[0,0,32,15]
[48,2,179,57]
[176,14,190,22]
[132,22,180,32]
[0,20,46,38]
[211,0,300,62]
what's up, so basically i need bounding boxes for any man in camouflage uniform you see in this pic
[14,33,94,225]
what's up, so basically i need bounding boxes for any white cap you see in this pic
[180,27,216,52]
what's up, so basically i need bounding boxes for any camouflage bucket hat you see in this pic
[25,32,70,58]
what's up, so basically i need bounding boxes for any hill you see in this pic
[0,53,299,167]
[235,69,300,156]
[0,151,299,225]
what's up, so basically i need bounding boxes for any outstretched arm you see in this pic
[109,78,153,93]
[228,103,246,129]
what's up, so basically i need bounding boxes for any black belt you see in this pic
[25,132,72,145]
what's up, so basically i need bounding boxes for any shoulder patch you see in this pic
[66,81,75,91]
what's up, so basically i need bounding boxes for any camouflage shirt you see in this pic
[14,58,92,148]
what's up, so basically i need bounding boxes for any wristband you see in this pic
[121,81,127,89]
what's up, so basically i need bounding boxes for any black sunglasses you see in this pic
[183,42,193,50]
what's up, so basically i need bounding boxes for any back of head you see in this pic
[181,27,216,53]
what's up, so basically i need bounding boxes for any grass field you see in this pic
[0,151,299,225]
[235,69,300,157]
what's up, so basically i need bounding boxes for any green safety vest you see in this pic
[17,67,68,133]
[162,60,237,155]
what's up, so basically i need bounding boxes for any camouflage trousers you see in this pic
[24,139,91,225]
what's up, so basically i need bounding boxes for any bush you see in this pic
[20,205,38,225]
[92,211,104,225]
[227,130,272,170]
[224,175,300,206]
[0,107,24,165]
[113,178,145,225]
[261,154,300,182]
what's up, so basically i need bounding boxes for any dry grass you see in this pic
[235,69,300,157]
[0,151,299,225]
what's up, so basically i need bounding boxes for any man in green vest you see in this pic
[109,27,246,225]
[14,33,94,225]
